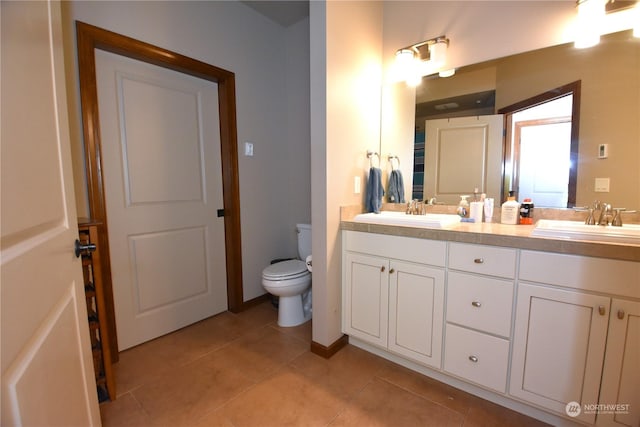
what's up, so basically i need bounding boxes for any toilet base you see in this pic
[278,293,312,327]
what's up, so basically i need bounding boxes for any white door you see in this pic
[95,50,228,350]
[424,115,503,205]
[517,120,571,207]
[1,1,100,425]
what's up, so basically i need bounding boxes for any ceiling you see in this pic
[241,1,309,27]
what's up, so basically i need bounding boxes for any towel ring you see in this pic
[388,155,400,170]
[367,150,380,168]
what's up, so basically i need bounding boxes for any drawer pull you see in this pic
[468,355,479,363]
[471,301,482,308]
[473,258,484,264]
[598,305,606,316]
[617,309,625,320]
[389,268,395,274]
[380,266,385,272]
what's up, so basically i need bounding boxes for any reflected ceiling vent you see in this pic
[434,102,460,111]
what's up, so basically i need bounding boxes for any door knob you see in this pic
[75,239,96,258]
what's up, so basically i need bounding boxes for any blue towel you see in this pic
[387,169,405,203]
[365,167,384,213]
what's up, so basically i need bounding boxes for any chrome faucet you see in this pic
[597,203,613,226]
[583,201,634,226]
[406,199,425,215]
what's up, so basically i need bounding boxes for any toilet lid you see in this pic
[263,260,309,280]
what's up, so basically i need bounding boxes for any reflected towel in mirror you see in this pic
[387,169,405,203]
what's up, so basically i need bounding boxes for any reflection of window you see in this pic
[499,81,580,208]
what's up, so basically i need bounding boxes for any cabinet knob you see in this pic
[468,355,479,363]
[473,258,484,264]
[380,266,385,272]
[617,309,625,320]
[471,301,482,308]
[598,305,606,316]
[389,268,395,274]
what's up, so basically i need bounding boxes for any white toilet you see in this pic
[262,223,312,327]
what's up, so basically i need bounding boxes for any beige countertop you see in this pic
[340,206,640,262]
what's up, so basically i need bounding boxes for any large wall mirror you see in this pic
[382,29,639,210]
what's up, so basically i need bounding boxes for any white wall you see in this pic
[311,1,383,347]
[62,0,310,303]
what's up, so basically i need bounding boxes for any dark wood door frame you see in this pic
[76,23,244,327]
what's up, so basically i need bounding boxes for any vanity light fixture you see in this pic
[575,0,607,48]
[574,0,639,48]
[395,36,450,86]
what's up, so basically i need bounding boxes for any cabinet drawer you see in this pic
[446,271,513,337]
[448,243,516,278]
[520,250,640,298]
[344,231,446,267]
[444,324,509,393]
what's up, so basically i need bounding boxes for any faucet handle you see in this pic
[584,208,596,225]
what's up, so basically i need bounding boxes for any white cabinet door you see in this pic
[510,283,610,424]
[598,299,640,427]
[388,261,444,368]
[343,252,389,347]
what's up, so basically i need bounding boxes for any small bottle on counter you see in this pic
[520,198,534,225]
[501,191,520,225]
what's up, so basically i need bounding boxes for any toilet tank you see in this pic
[296,223,312,260]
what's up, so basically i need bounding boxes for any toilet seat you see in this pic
[262,260,309,281]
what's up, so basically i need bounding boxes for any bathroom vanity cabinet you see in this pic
[341,229,640,426]
[342,231,445,369]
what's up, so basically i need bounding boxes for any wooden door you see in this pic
[95,50,228,350]
[388,260,444,368]
[510,283,609,424]
[1,1,100,424]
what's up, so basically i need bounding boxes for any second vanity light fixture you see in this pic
[574,0,640,48]
[395,35,454,86]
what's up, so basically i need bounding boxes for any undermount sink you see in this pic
[353,211,461,229]
[531,219,640,245]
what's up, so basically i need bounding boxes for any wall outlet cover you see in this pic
[594,177,610,192]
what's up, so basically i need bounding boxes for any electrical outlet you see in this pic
[594,177,610,192]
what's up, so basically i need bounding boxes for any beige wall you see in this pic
[496,31,640,208]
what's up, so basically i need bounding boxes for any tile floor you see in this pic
[100,301,550,427]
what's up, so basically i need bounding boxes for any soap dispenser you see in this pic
[501,191,520,225]
[457,195,469,218]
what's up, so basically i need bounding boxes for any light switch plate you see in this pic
[595,177,610,192]
[354,176,361,194]
[598,143,609,159]
[244,142,254,157]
